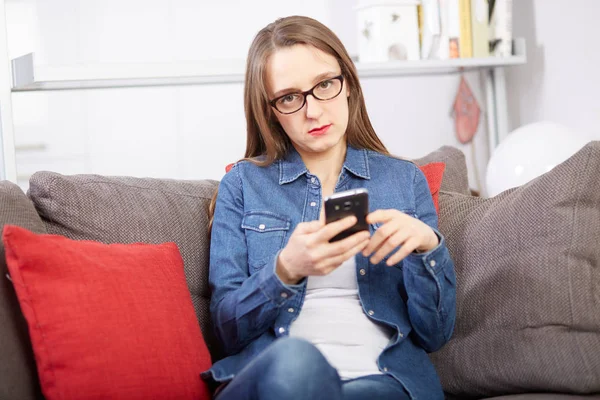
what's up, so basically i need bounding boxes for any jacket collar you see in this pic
[278,144,370,185]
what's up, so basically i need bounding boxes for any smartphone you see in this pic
[324,188,369,242]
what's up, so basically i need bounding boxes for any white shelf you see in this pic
[11,39,527,92]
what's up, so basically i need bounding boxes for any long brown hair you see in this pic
[208,16,389,230]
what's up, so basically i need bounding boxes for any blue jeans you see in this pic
[214,338,410,400]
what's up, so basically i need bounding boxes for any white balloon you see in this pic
[486,121,589,197]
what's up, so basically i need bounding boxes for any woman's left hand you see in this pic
[362,209,439,266]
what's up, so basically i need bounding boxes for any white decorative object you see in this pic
[486,121,589,197]
[355,0,421,63]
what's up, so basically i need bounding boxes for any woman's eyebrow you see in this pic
[272,71,339,98]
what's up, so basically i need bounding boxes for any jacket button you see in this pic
[399,332,404,338]
[383,367,389,372]
[310,201,317,207]
[259,224,266,230]
[368,310,374,316]
[429,260,436,267]
[278,327,286,334]
[280,292,288,298]
[359,269,366,276]
[288,308,294,313]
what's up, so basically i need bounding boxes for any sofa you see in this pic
[1,143,599,400]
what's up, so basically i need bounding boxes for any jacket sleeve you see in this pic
[401,165,457,353]
[208,165,302,356]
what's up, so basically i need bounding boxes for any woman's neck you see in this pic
[299,141,347,195]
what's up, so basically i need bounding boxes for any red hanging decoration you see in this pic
[452,75,481,144]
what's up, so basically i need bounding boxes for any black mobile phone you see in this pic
[324,188,369,242]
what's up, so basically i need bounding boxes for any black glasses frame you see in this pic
[269,75,345,115]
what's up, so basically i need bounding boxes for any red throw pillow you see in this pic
[418,162,446,215]
[226,162,445,214]
[3,225,212,400]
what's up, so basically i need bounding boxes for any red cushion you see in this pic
[418,162,446,214]
[226,162,445,214]
[3,225,212,400]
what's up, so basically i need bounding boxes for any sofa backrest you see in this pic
[412,145,471,196]
[22,146,470,365]
[0,145,471,398]
[0,181,45,400]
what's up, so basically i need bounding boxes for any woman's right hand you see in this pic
[276,215,371,284]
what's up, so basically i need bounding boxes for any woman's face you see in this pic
[266,44,350,159]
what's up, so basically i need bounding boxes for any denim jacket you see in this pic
[202,145,457,400]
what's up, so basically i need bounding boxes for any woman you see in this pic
[202,15,456,400]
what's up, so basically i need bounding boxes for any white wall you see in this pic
[506,0,600,141]
[8,0,493,192]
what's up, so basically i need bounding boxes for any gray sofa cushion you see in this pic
[431,141,600,398]
[484,394,600,399]
[27,173,222,360]
[0,181,45,400]
[413,145,471,195]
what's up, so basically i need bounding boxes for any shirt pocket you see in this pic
[242,211,291,272]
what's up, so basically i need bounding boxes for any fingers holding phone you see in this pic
[362,209,439,266]
[276,213,370,285]
[310,216,371,265]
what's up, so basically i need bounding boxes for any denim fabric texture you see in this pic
[214,337,410,400]
[203,145,457,400]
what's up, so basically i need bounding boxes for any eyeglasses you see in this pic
[269,75,345,115]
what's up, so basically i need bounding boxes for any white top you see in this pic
[289,256,394,380]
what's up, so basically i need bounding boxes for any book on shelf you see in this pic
[489,0,513,57]
[471,0,490,57]
[441,0,473,59]
[446,0,461,58]
[458,0,473,58]
[417,0,509,60]
[436,0,451,59]
[419,0,443,59]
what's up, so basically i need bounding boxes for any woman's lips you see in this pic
[308,124,332,136]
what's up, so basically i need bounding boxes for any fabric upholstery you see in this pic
[413,145,471,195]
[483,394,600,399]
[418,162,445,214]
[430,141,600,398]
[0,181,45,400]
[27,173,222,360]
[4,225,212,400]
